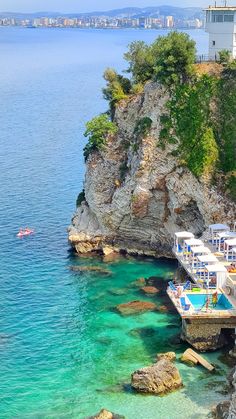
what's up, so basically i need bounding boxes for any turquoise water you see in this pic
[187,293,233,310]
[0,27,230,418]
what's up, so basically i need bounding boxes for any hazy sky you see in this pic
[0,0,211,13]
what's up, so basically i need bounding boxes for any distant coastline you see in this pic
[0,5,204,30]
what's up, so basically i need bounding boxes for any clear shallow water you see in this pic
[0,27,230,418]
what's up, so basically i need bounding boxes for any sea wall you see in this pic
[69,82,235,257]
[181,318,236,352]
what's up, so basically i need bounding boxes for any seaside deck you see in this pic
[168,225,236,321]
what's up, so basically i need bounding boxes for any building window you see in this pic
[212,13,223,23]
[212,11,234,23]
[212,40,216,46]
[224,14,234,22]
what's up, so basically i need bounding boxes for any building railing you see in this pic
[195,54,218,63]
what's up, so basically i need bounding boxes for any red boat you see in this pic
[17,228,34,238]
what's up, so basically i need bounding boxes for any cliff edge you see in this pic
[68,82,235,257]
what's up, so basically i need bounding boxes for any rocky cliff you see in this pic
[215,366,236,419]
[69,82,235,257]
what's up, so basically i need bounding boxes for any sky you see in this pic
[0,0,211,13]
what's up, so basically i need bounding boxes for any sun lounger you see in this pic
[180,297,191,311]
[183,280,191,291]
[168,281,177,292]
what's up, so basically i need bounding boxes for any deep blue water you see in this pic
[0,27,229,418]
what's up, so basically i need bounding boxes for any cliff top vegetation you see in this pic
[83,32,236,201]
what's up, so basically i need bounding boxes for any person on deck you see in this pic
[212,291,218,308]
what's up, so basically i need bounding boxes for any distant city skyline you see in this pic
[0,0,219,13]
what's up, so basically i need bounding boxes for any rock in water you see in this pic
[131,358,182,395]
[181,348,214,371]
[141,286,159,295]
[88,409,125,419]
[157,352,176,362]
[116,301,157,316]
[214,401,231,419]
[69,266,111,275]
[131,278,146,287]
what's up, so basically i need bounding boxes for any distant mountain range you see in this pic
[0,6,204,20]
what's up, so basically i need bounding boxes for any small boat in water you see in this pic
[17,228,34,238]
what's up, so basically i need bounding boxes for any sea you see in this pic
[0,27,230,418]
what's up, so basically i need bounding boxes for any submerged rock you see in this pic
[131,358,182,395]
[131,278,146,287]
[116,300,157,316]
[109,288,127,296]
[141,286,159,295]
[88,409,125,419]
[69,265,112,275]
[129,327,157,338]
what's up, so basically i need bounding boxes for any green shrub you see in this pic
[216,72,236,174]
[218,50,231,66]
[160,75,219,178]
[134,117,152,138]
[83,114,118,161]
[131,83,144,95]
[187,128,219,178]
[103,68,131,118]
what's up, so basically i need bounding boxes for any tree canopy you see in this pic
[124,31,196,86]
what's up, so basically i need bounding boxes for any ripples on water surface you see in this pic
[0,27,230,418]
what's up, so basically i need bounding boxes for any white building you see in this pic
[205,5,236,58]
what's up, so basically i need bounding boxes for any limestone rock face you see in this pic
[215,366,236,419]
[131,358,182,395]
[69,82,236,257]
[214,401,231,419]
[228,368,236,419]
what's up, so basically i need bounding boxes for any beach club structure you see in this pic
[167,222,236,327]
[168,223,236,350]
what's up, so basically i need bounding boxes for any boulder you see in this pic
[102,246,115,256]
[141,286,159,295]
[213,401,230,419]
[181,348,214,371]
[131,359,182,395]
[181,350,198,367]
[88,409,125,419]
[157,352,176,362]
[116,301,157,316]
